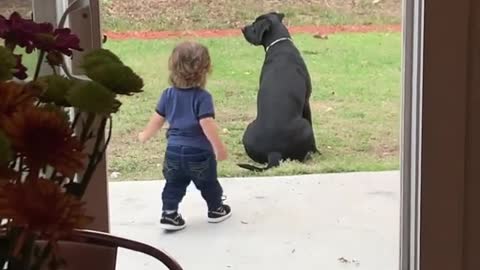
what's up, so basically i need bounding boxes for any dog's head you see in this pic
[241,12,288,46]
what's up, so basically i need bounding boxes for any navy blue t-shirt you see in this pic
[156,87,215,151]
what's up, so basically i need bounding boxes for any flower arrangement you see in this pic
[0,11,143,270]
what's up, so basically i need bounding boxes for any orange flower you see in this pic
[0,131,15,182]
[0,178,93,241]
[0,166,17,182]
[0,81,35,129]
[3,107,85,177]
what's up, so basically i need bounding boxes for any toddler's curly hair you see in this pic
[168,41,212,89]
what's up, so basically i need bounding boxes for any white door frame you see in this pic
[399,0,423,268]
[32,0,110,233]
[31,2,115,270]
[65,0,111,234]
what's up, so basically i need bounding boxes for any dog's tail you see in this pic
[237,152,282,172]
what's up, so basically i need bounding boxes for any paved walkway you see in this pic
[109,171,400,270]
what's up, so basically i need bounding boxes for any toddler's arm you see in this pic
[200,117,228,161]
[138,113,165,143]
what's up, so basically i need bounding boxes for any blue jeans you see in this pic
[162,145,223,211]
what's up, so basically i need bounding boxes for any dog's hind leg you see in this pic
[266,152,282,169]
[301,116,320,154]
[311,143,321,155]
[302,151,316,162]
[302,100,313,126]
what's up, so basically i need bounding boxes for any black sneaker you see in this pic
[160,212,186,231]
[208,205,232,223]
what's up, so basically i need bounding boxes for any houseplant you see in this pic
[0,10,143,270]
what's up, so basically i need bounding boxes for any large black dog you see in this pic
[238,12,319,172]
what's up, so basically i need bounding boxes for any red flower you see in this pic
[33,28,82,58]
[53,28,83,56]
[0,12,41,52]
[0,15,8,35]
[12,54,27,80]
[0,12,82,58]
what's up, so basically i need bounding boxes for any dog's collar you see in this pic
[265,37,293,52]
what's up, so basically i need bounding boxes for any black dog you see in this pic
[238,12,319,172]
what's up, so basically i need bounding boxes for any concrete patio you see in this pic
[109,171,400,270]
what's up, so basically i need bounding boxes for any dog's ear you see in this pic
[252,18,272,44]
[276,12,285,22]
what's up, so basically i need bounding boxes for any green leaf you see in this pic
[38,75,74,106]
[0,46,16,82]
[66,81,120,114]
[81,48,123,71]
[85,63,143,95]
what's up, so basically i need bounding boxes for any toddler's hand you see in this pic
[138,132,147,143]
[215,147,228,161]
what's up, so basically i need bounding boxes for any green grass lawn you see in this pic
[105,32,402,181]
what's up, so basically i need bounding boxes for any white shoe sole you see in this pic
[160,223,187,231]
[208,212,232,223]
